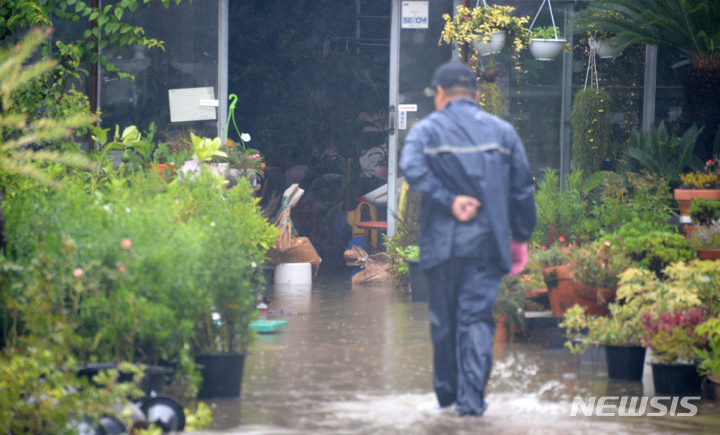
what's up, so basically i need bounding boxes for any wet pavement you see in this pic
[192,275,720,434]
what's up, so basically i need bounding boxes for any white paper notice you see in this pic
[168,87,217,123]
[402,2,429,29]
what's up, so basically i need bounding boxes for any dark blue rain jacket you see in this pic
[399,98,536,272]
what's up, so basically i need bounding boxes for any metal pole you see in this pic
[559,4,573,188]
[217,0,229,139]
[386,0,401,239]
[642,44,657,132]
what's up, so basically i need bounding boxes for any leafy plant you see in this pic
[619,121,704,189]
[686,225,720,250]
[532,169,592,246]
[589,171,674,237]
[603,221,693,277]
[680,156,720,189]
[688,197,720,225]
[568,239,632,290]
[571,88,614,174]
[561,302,644,354]
[695,318,720,379]
[494,274,531,334]
[0,29,94,190]
[477,81,503,116]
[531,26,561,40]
[641,307,707,364]
[440,5,530,72]
[573,0,720,160]
[530,243,568,269]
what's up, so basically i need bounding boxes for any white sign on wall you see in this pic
[401,1,428,29]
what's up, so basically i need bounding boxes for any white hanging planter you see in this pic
[528,38,566,61]
[472,31,506,56]
[589,37,622,59]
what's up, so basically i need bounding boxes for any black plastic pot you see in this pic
[652,362,702,396]
[196,352,249,399]
[605,345,646,381]
[262,266,275,299]
[76,363,173,397]
[405,259,429,303]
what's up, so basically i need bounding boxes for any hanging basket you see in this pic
[528,38,566,61]
[589,37,621,59]
[472,31,507,57]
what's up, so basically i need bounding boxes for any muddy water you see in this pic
[193,276,720,435]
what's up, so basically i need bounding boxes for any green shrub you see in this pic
[571,89,614,174]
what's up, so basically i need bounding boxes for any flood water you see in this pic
[192,275,720,435]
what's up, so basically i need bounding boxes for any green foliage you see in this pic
[440,5,530,72]
[603,221,693,277]
[589,171,674,237]
[532,169,592,246]
[0,29,94,190]
[561,302,644,354]
[617,261,720,318]
[530,243,567,268]
[384,187,420,288]
[680,156,720,189]
[695,318,720,379]
[571,88,614,174]
[531,26,561,40]
[620,121,704,188]
[568,239,632,290]
[689,197,720,225]
[687,224,720,250]
[494,274,531,334]
[477,81,503,117]
[573,0,720,63]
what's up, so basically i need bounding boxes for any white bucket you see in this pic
[274,262,312,286]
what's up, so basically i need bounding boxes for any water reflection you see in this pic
[192,276,720,434]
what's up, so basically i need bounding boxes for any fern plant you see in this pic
[619,121,704,189]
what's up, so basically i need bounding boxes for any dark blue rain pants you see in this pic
[425,256,503,416]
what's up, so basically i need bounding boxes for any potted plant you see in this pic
[562,302,646,381]
[396,245,429,303]
[641,307,707,396]
[532,169,592,247]
[695,318,720,400]
[570,88,614,174]
[440,5,530,69]
[686,224,720,260]
[675,157,720,216]
[494,275,531,342]
[588,35,621,59]
[190,174,279,398]
[619,260,720,395]
[566,239,632,316]
[216,135,265,189]
[534,243,577,317]
[619,121,704,190]
[528,26,566,61]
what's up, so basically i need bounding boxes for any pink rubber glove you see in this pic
[509,241,528,276]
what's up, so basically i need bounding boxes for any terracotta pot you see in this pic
[543,265,576,316]
[572,283,616,317]
[494,313,509,343]
[154,163,175,182]
[674,189,720,216]
[543,265,614,316]
[697,249,720,261]
[709,375,720,400]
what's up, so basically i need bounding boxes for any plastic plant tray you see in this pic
[249,320,289,333]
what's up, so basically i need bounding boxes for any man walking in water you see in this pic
[399,61,536,416]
